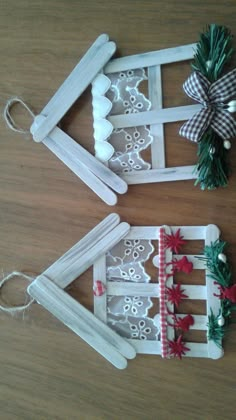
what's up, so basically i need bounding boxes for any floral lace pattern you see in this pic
[106,238,160,341]
[92,68,153,169]
[106,69,151,115]
[106,69,153,173]
[107,313,160,341]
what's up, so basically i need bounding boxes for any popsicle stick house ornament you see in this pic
[6,25,235,199]
[26,213,234,368]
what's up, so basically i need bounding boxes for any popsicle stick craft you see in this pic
[93,220,234,360]
[4,35,127,206]
[92,24,236,190]
[1,214,234,366]
[5,25,235,201]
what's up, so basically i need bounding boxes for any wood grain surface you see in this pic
[1,1,236,419]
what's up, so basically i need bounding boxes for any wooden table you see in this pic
[1,1,236,418]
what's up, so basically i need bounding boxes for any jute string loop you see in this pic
[0,271,35,314]
[3,97,35,134]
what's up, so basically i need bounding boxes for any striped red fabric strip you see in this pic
[159,227,168,358]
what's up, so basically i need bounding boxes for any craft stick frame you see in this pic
[29,35,127,206]
[93,223,224,359]
[101,43,200,184]
[27,214,137,369]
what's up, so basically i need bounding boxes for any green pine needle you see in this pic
[191,24,234,189]
[194,129,230,190]
[198,240,234,346]
[192,24,233,82]
[207,309,225,348]
[200,239,232,288]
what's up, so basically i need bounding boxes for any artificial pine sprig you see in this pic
[194,129,230,190]
[200,239,234,347]
[207,309,225,348]
[192,24,233,82]
[191,24,234,190]
[202,239,232,287]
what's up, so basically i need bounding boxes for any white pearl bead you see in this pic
[206,60,212,70]
[218,253,227,263]
[227,100,236,113]
[224,140,231,150]
[217,316,225,327]
[209,146,215,154]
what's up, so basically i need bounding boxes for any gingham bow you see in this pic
[179,69,236,142]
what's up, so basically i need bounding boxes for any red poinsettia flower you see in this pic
[166,283,188,307]
[168,335,190,359]
[164,228,186,254]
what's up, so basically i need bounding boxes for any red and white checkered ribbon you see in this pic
[179,69,236,142]
[159,227,168,358]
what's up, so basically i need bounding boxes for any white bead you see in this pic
[206,60,212,70]
[218,253,227,263]
[227,100,236,113]
[209,146,215,154]
[224,140,231,150]
[217,316,225,327]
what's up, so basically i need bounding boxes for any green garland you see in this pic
[199,239,235,347]
[191,24,234,190]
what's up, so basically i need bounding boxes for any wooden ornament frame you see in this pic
[26,214,224,367]
[101,43,202,184]
[93,221,223,360]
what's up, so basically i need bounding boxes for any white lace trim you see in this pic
[91,68,153,170]
[106,238,159,340]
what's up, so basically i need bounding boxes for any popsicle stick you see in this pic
[28,276,134,369]
[126,226,206,240]
[106,282,206,300]
[107,282,158,297]
[126,340,210,356]
[40,213,120,289]
[181,285,207,300]
[104,43,197,73]
[127,339,161,355]
[108,105,201,129]
[170,226,206,240]
[42,34,109,116]
[152,254,206,269]
[93,255,107,323]
[121,166,197,184]
[125,226,158,240]
[148,65,165,169]
[33,37,116,142]
[177,315,208,330]
[35,121,127,194]
[43,222,130,289]
[184,343,208,358]
[45,134,117,205]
